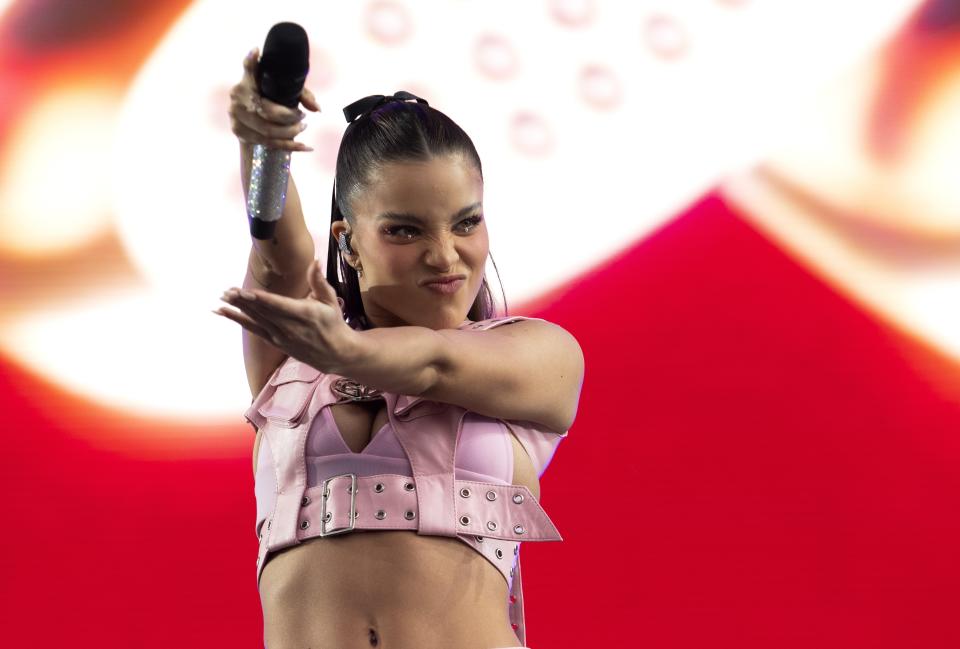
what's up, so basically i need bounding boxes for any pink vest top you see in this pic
[243,315,567,646]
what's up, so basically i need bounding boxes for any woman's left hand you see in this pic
[213,259,360,374]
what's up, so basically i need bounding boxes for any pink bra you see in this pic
[244,315,568,646]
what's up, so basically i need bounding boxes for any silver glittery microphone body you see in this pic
[246,22,309,240]
[246,144,291,237]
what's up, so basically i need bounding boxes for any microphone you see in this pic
[246,22,310,240]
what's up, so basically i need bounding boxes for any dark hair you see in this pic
[326,96,507,330]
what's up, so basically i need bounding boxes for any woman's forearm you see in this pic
[240,141,315,277]
[334,325,446,397]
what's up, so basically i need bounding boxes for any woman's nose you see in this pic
[424,237,460,268]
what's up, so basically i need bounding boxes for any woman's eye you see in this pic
[458,215,483,232]
[384,215,483,239]
[385,225,419,238]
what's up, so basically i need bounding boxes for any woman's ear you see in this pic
[330,221,344,247]
[332,222,361,272]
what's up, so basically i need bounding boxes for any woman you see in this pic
[216,47,584,649]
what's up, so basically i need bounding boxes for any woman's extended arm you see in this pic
[239,141,314,283]
[229,47,321,398]
[330,318,583,435]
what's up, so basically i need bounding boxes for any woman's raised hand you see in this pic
[217,260,361,375]
[228,47,321,152]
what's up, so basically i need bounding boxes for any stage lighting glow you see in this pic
[905,70,960,233]
[34,0,917,424]
[721,44,960,363]
[3,291,252,421]
[0,0,14,22]
[112,0,922,311]
[0,85,118,257]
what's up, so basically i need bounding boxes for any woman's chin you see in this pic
[409,305,471,330]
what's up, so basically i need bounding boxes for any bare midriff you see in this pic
[258,530,523,649]
[253,407,539,649]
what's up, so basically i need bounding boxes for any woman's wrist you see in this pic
[328,325,372,378]
[330,326,442,397]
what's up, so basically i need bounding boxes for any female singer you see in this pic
[216,47,584,649]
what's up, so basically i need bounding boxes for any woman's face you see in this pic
[331,154,488,330]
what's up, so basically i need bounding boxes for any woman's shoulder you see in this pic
[458,314,546,331]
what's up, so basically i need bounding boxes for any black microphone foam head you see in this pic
[257,22,309,108]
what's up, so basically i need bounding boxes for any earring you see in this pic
[338,231,363,278]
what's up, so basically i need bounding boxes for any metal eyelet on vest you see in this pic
[486,521,498,531]
[404,510,415,520]
[323,512,332,523]
[513,524,525,535]
[495,548,503,559]
[347,484,354,495]
[353,510,360,519]
[375,510,386,520]
[459,515,471,526]
[514,545,519,555]
[323,488,330,499]
[403,482,415,491]
[475,535,484,542]
[510,567,515,577]
[485,490,497,501]
[267,520,272,530]
[512,493,524,504]
[300,520,310,530]
[460,487,471,498]
[374,482,385,493]
[301,496,310,507]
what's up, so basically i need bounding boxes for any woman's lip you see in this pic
[421,276,465,285]
[423,278,465,294]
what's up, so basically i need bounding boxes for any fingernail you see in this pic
[239,289,256,299]
[298,122,307,131]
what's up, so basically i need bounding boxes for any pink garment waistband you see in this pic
[256,472,562,588]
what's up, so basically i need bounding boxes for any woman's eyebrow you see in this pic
[376,202,482,224]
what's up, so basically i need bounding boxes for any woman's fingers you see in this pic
[307,259,339,305]
[229,47,318,150]
[231,120,313,151]
[238,47,313,122]
[258,96,305,124]
[242,47,259,79]
[231,103,305,139]
[230,80,303,125]
[300,87,321,113]
[214,305,280,344]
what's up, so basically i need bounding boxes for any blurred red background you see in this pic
[2,1,959,647]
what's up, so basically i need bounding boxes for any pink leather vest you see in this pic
[244,315,567,646]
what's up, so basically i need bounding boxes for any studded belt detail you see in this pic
[256,472,561,589]
[252,364,563,647]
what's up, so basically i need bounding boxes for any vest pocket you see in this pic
[257,363,321,425]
